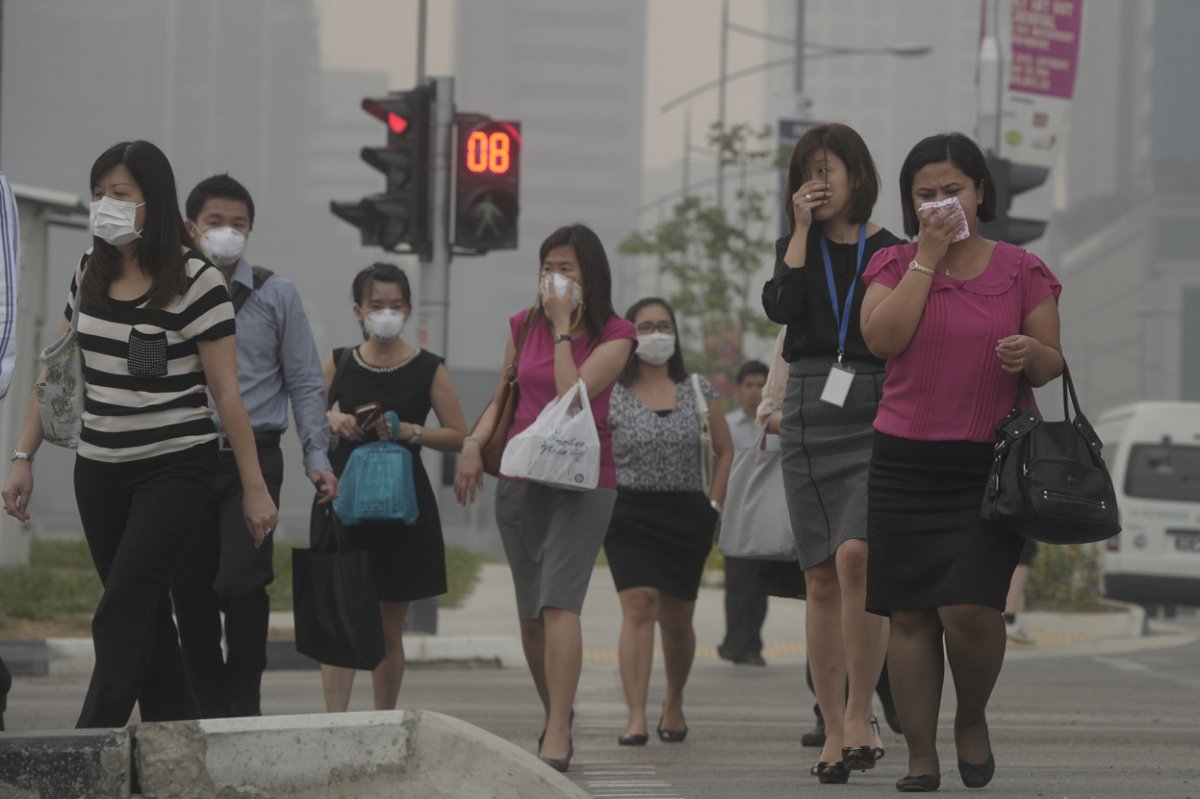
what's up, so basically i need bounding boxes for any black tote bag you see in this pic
[292,500,386,671]
[982,361,1121,545]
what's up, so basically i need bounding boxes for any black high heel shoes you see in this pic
[816,761,851,784]
[842,745,876,771]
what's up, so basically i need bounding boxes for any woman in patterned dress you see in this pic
[604,298,734,746]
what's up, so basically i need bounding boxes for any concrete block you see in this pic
[46,638,96,678]
[0,641,48,677]
[0,728,130,799]
[133,709,590,799]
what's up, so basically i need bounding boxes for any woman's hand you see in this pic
[996,335,1041,374]
[791,179,830,234]
[914,204,966,270]
[539,275,574,333]
[328,411,364,441]
[2,462,33,523]
[765,411,783,436]
[242,484,278,548]
[454,439,486,505]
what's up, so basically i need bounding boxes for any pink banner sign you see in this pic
[1009,0,1082,99]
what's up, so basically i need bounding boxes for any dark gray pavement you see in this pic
[6,617,1199,798]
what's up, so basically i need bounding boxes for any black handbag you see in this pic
[982,361,1121,545]
[292,500,386,671]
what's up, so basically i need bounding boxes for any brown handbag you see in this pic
[479,309,536,476]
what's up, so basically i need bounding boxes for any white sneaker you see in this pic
[1005,618,1034,644]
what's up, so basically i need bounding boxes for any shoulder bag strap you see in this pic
[510,308,536,376]
[690,374,710,425]
[326,347,354,411]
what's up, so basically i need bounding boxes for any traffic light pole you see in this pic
[420,75,454,365]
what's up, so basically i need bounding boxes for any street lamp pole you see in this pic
[794,0,805,95]
[716,0,729,210]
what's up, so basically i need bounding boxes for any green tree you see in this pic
[620,122,780,387]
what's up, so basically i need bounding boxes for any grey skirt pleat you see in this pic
[780,357,885,570]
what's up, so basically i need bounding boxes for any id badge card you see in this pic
[820,363,856,407]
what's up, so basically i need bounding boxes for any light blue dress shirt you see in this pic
[209,258,331,473]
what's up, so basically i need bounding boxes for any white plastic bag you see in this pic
[500,379,600,491]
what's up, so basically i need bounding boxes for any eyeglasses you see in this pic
[636,321,675,334]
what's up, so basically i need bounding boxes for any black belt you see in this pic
[218,432,281,452]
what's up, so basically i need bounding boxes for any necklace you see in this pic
[354,346,420,373]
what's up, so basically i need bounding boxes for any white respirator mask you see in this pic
[90,196,145,246]
[363,308,408,343]
[542,272,583,308]
[198,226,248,267]
[636,333,677,366]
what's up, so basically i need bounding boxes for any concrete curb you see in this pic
[1022,599,1146,639]
[0,728,130,799]
[0,635,526,678]
[133,709,588,799]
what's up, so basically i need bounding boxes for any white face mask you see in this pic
[542,272,583,308]
[198,226,248,267]
[636,333,676,366]
[90,196,145,246]
[363,308,407,343]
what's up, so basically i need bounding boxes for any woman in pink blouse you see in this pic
[454,224,636,773]
[859,133,1063,793]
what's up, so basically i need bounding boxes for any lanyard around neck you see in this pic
[819,223,868,363]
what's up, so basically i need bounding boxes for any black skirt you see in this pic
[865,432,1025,615]
[604,489,718,601]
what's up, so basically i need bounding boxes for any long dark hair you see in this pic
[784,123,880,235]
[530,224,616,343]
[618,297,687,387]
[898,133,997,237]
[82,141,192,310]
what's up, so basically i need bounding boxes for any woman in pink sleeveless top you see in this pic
[454,225,636,773]
[859,133,1064,792]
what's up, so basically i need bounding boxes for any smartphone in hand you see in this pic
[355,401,383,441]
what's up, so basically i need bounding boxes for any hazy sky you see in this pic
[315,0,772,171]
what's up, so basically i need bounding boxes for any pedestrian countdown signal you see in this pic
[454,117,520,253]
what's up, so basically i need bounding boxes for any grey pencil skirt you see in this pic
[494,479,618,620]
[781,357,885,571]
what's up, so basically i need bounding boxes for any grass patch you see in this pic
[2,540,492,630]
[0,540,103,631]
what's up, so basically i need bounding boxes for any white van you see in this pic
[1093,402,1200,610]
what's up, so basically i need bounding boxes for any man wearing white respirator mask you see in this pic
[170,173,336,719]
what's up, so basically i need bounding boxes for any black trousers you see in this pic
[74,442,218,729]
[721,556,769,657]
[170,446,283,718]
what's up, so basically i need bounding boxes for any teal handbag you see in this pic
[332,413,420,526]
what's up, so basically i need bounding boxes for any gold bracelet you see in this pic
[908,260,934,277]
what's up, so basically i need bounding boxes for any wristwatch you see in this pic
[554,333,573,345]
[908,260,934,277]
[408,424,423,443]
[10,450,32,464]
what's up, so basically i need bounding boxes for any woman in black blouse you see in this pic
[761,123,902,784]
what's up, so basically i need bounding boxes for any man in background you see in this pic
[171,174,335,717]
[717,360,774,666]
[0,172,20,729]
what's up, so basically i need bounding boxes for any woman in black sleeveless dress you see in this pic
[319,263,467,711]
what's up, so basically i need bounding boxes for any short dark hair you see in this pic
[899,132,997,237]
[186,173,256,227]
[83,141,191,310]
[619,297,687,387]
[351,263,412,341]
[736,360,769,384]
[785,123,880,234]
[532,224,617,343]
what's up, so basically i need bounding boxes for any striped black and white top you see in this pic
[65,248,236,463]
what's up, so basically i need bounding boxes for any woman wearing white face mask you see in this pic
[0,140,276,729]
[604,298,734,747]
[318,263,467,712]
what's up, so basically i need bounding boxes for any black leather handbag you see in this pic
[982,362,1121,545]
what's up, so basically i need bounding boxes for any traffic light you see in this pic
[331,87,433,253]
[454,116,521,253]
[979,155,1049,246]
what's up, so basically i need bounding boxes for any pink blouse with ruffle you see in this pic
[861,241,1062,444]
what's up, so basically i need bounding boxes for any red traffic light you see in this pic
[388,113,408,135]
[362,98,413,136]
